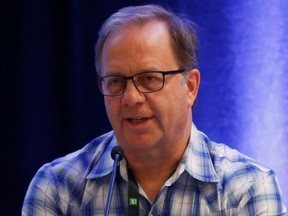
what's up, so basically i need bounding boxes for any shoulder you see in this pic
[29,131,116,197]
[206,139,272,183]
[190,127,272,183]
[204,137,286,212]
[49,131,115,172]
[22,131,116,214]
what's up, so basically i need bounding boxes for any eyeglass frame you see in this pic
[97,69,186,97]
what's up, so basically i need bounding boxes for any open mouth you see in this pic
[127,117,150,123]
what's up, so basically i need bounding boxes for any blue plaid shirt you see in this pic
[22,124,287,215]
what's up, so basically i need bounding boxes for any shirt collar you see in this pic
[86,136,117,179]
[184,124,219,183]
[87,124,219,183]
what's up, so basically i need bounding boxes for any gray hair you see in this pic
[95,4,199,75]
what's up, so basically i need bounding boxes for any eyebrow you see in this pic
[103,67,166,77]
[102,71,123,77]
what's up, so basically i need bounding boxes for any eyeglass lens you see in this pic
[100,72,164,96]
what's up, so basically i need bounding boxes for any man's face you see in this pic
[101,21,199,156]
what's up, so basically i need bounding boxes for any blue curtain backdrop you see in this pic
[1,0,287,214]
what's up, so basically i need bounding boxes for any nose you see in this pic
[122,80,145,106]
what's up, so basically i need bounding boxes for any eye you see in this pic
[107,77,124,86]
[137,73,161,84]
[141,75,155,82]
[144,75,156,81]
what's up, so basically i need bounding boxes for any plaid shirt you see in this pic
[22,124,287,215]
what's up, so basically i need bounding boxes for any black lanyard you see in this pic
[127,168,139,216]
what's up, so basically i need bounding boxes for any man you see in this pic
[22,4,286,215]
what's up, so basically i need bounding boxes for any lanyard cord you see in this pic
[127,168,139,216]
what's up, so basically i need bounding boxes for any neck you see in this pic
[125,138,189,202]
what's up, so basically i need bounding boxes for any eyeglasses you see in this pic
[97,69,186,96]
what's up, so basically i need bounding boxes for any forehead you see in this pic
[105,20,170,47]
[101,21,178,76]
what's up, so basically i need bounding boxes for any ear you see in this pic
[186,69,200,107]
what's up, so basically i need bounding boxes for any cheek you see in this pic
[151,93,181,121]
[104,99,119,121]
[166,91,190,119]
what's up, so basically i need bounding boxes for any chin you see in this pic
[124,135,159,150]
